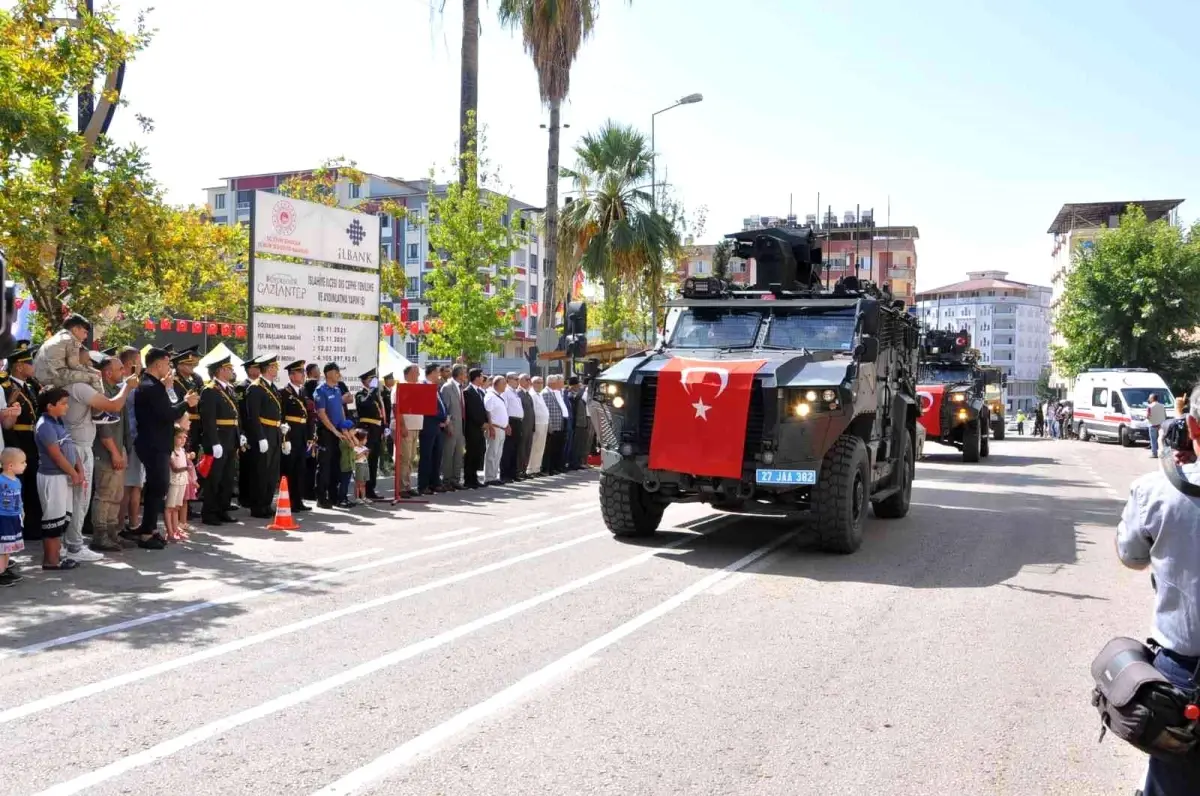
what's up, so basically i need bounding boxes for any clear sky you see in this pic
[82,0,1200,291]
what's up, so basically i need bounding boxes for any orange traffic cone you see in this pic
[267,476,300,531]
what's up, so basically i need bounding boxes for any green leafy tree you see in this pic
[712,238,733,280]
[1052,205,1200,380]
[1035,366,1056,402]
[420,124,524,362]
[275,159,406,326]
[0,1,247,341]
[498,0,600,335]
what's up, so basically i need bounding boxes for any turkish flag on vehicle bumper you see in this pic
[649,357,766,479]
[916,384,945,438]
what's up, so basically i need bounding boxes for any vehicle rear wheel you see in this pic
[992,422,1006,441]
[980,428,990,458]
[1119,425,1133,447]
[599,474,664,537]
[812,435,870,554]
[962,419,982,463]
[873,430,913,519]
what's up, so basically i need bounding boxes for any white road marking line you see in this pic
[311,548,383,566]
[310,530,796,796]
[421,526,482,541]
[706,547,791,596]
[911,502,1004,513]
[506,512,545,524]
[0,506,599,662]
[31,519,730,796]
[0,529,617,725]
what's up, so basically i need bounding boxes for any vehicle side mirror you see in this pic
[858,299,880,337]
[855,337,880,363]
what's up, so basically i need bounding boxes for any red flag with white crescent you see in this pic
[916,384,945,437]
[649,357,766,479]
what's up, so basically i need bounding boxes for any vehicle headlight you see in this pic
[612,396,625,409]
[951,392,967,403]
[788,387,840,419]
[957,408,969,420]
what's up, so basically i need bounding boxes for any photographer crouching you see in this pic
[1116,384,1200,795]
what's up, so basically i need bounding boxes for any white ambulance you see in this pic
[1071,368,1176,446]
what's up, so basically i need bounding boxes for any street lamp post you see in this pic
[651,93,703,212]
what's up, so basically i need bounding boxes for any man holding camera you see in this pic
[1117,385,1200,795]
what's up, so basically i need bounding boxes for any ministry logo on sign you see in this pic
[346,219,366,246]
[271,200,298,236]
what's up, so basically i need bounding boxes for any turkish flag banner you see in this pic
[916,384,945,438]
[649,357,766,479]
[395,382,438,416]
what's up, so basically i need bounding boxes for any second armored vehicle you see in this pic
[915,329,995,462]
[591,227,921,555]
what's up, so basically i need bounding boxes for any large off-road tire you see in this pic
[962,419,982,463]
[980,430,990,458]
[599,473,665,537]
[812,435,870,554]
[873,430,913,519]
[992,422,1006,441]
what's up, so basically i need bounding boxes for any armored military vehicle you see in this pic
[915,329,995,462]
[980,365,1007,440]
[590,226,922,555]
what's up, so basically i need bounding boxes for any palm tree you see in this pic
[459,0,480,187]
[497,0,598,335]
[558,120,678,340]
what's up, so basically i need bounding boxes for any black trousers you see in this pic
[305,454,318,499]
[135,442,168,538]
[239,443,256,506]
[318,428,343,506]
[501,417,523,479]
[542,429,565,474]
[283,437,308,506]
[366,425,382,495]
[203,444,236,520]
[464,429,484,487]
[252,439,282,512]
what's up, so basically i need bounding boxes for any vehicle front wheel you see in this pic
[812,435,870,554]
[599,473,664,538]
[1120,425,1133,447]
[873,430,913,519]
[962,419,982,463]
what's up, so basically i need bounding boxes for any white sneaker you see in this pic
[69,547,104,562]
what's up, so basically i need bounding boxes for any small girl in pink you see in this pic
[165,429,190,542]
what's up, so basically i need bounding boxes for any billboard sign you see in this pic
[253,258,380,316]
[252,191,381,271]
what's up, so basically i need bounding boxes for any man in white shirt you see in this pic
[528,376,550,476]
[399,365,424,497]
[1147,392,1168,458]
[500,372,524,482]
[483,375,510,485]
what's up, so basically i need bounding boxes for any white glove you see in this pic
[212,444,224,460]
[282,441,292,456]
[240,434,248,448]
[384,427,392,439]
[280,422,291,436]
[258,438,268,453]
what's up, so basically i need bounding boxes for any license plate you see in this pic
[755,469,817,485]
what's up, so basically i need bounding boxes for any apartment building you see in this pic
[1046,199,1184,391]
[914,271,1053,412]
[676,242,752,285]
[204,170,542,367]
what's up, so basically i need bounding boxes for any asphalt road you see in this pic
[0,436,1164,795]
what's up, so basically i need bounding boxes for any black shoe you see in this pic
[202,516,224,526]
[138,535,166,550]
[365,492,381,501]
[250,510,273,519]
[218,513,237,523]
[0,569,23,586]
[336,500,356,509]
[294,504,312,512]
[318,501,334,509]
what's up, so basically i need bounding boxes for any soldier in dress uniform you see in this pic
[2,346,42,543]
[171,347,204,448]
[236,355,261,509]
[381,372,396,475]
[198,355,240,526]
[280,360,312,512]
[243,354,283,518]
[355,368,386,500]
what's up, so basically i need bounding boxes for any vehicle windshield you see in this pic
[667,309,762,348]
[765,307,856,351]
[919,363,975,385]
[1120,387,1174,410]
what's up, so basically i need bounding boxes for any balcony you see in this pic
[236,201,250,217]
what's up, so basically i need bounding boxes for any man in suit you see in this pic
[354,368,386,500]
[244,354,283,518]
[237,355,261,509]
[541,374,569,475]
[462,367,487,489]
[2,346,42,543]
[303,363,320,501]
[280,359,311,512]
[516,373,535,479]
[567,376,590,469]
[440,364,466,490]
[199,355,241,526]
[134,348,196,545]
[381,371,396,476]
[417,363,448,495]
